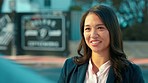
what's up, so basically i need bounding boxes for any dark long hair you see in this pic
[74,5,129,83]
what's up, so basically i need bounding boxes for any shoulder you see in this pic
[63,57,77,67]
[58,57,88,83]
[124,62,144,83]
[127,62,142,73]
[58,57,77,83]
[62,56,88,74]
[65,57,75,63]
[62,57,78,72]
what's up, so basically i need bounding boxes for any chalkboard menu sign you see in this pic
[0,14,13,55]
[16,13,69,56]
[21,15,66,51]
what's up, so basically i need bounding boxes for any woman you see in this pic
[58,5,144,83]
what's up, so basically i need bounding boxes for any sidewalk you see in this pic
[2,56,67,67]
[129,58,148,66]
[1,41,148,67]
[2,55,148,67]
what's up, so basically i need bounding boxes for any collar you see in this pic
[88,59,111,75]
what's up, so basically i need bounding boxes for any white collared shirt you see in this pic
[84,59,111,83]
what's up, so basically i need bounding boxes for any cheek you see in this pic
[101,31,110,42]
[105,32,110,44]
[83,33,89,43]
[84,33,89,39]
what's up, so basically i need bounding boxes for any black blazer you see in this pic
[58,57,144,83]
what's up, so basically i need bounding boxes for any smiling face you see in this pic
[83,13,110,54]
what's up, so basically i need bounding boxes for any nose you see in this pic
[90,30,98,38]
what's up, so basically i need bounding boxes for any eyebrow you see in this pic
[96,24,105,26]
[84,24,104,27]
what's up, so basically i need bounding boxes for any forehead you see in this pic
[84,13,104,25]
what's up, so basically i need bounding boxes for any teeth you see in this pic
[92,41,98,44]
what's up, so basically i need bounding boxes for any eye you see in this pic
[96,26,106,30]
[97,26,103,29]
[84,27,91,31]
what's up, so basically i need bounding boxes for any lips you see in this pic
[90,40,101,46]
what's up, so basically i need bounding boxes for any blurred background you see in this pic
[0,0,148,83]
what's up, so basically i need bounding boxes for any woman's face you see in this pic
[83,13,110,53]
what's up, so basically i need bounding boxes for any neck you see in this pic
[91,51,110,69]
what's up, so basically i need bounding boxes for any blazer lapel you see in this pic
[106,66,115,83]
[76,62,88,83]
[75,62,115,83]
